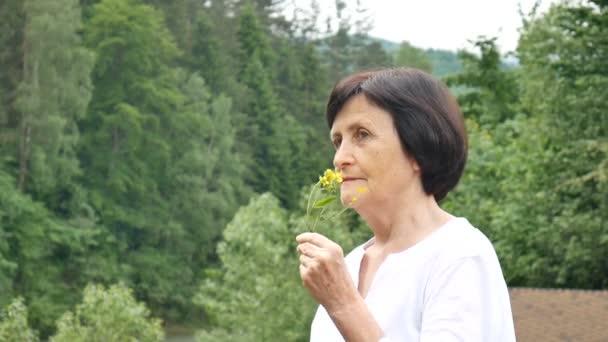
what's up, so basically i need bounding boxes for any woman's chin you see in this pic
[341,193,361,208]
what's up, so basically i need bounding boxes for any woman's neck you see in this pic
[358,191,453,255]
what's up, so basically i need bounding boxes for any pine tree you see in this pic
[394,41,433,73]
[80,0,186,318]
[0,1,98,334]
[445,37,519,126]
[2,0,94,215]
[188,10,234,94]
[0,0,25,164]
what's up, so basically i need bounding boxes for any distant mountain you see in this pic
[424,48,462,77]
[368,36,462,77]
[372,37,400,53]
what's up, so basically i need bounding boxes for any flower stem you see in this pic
[306,183,319,217]
[324,206,349,220]
[310,206,327,233]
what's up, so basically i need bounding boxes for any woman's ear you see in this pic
[410,157,421,173]
[413,163,420,173]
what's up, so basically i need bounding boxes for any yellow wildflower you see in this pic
[319,176,329,187]
[306,167,354,233]
[324,169,335,182]
[319,169,344,191]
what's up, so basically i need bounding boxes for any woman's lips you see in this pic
[342,177,362,182]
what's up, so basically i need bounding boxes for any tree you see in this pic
[425,48,462,77]
[0,3,102,334]
[165,71,251,274]
[195,194,309,341]
[443,1,607,289]
[80,0,189,320]
[50,284,164,342]
[0,168,105,336]
[0,0,25,161]
[235,4,313,209]
[352,39,393,70]
[0,298,38,342]
[514,0,607,287]
[2,0,94,215]
[188,10,233,94]
[445,37,519,127]
[393,41,432,73]
[195,193,367,341]
[236,3,276,72]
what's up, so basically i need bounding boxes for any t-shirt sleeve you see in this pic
[417,255,514,342]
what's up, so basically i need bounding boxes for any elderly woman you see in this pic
[296,69,516,341]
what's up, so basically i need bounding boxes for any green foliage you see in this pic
[0,172,20,306]
[50,283,164,342]
[196,328,250,342]
[425,48,462,76]
[273,39,333,198]
[195,194,312,341]
[165,71,251,270]
[394,41,433,72]
[0,0,24,146]
[195,193,312,341]
[80,0,206,321]
[236,3,275,70]
[0,298,38,342]
[352,40,393,70]
[444,1,607,288]
[235,4,317,209]
[10,0,94,215]
[513,0,607,287]
[195,193,367,341]
[80,0,180,232]
[188,10,233,93]
[445,37,519,126]
[0,168,106,336]
[0,0,606,338]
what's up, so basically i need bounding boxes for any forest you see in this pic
[0,0,606,340]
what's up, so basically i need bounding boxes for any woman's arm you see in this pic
[420,255,515,342]
[296,232,384,342]
[327,296,384,342]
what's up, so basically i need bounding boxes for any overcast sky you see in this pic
[366,0,559,52]
[285,0,559,53]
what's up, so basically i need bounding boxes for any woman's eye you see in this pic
[332,138,342,148]
[357,129,370,140]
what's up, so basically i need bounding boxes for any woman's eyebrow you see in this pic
[330,120,372,138]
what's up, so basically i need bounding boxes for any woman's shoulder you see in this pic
[432,217,499,262]
[424,218,509,298]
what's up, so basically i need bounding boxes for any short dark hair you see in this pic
[326,68,467,202]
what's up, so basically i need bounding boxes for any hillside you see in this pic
[370,36,462,77]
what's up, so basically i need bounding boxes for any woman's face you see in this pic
[330,95,421,208]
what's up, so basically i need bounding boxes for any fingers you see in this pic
[298,253,320,287]
[297,233,344,261]
[299,253,313,267]
[296,232,334,248]
[297,242,321,257]
[297,242,338,274]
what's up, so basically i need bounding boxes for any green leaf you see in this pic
[313,196,337,208]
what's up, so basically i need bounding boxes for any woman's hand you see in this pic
[297,232,384,341]
[296,232,359,313]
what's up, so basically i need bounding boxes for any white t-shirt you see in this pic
[310,217,516,342]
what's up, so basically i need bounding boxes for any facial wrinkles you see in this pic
[330,117,376,145]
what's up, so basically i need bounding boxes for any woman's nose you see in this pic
[333,142,354,169]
